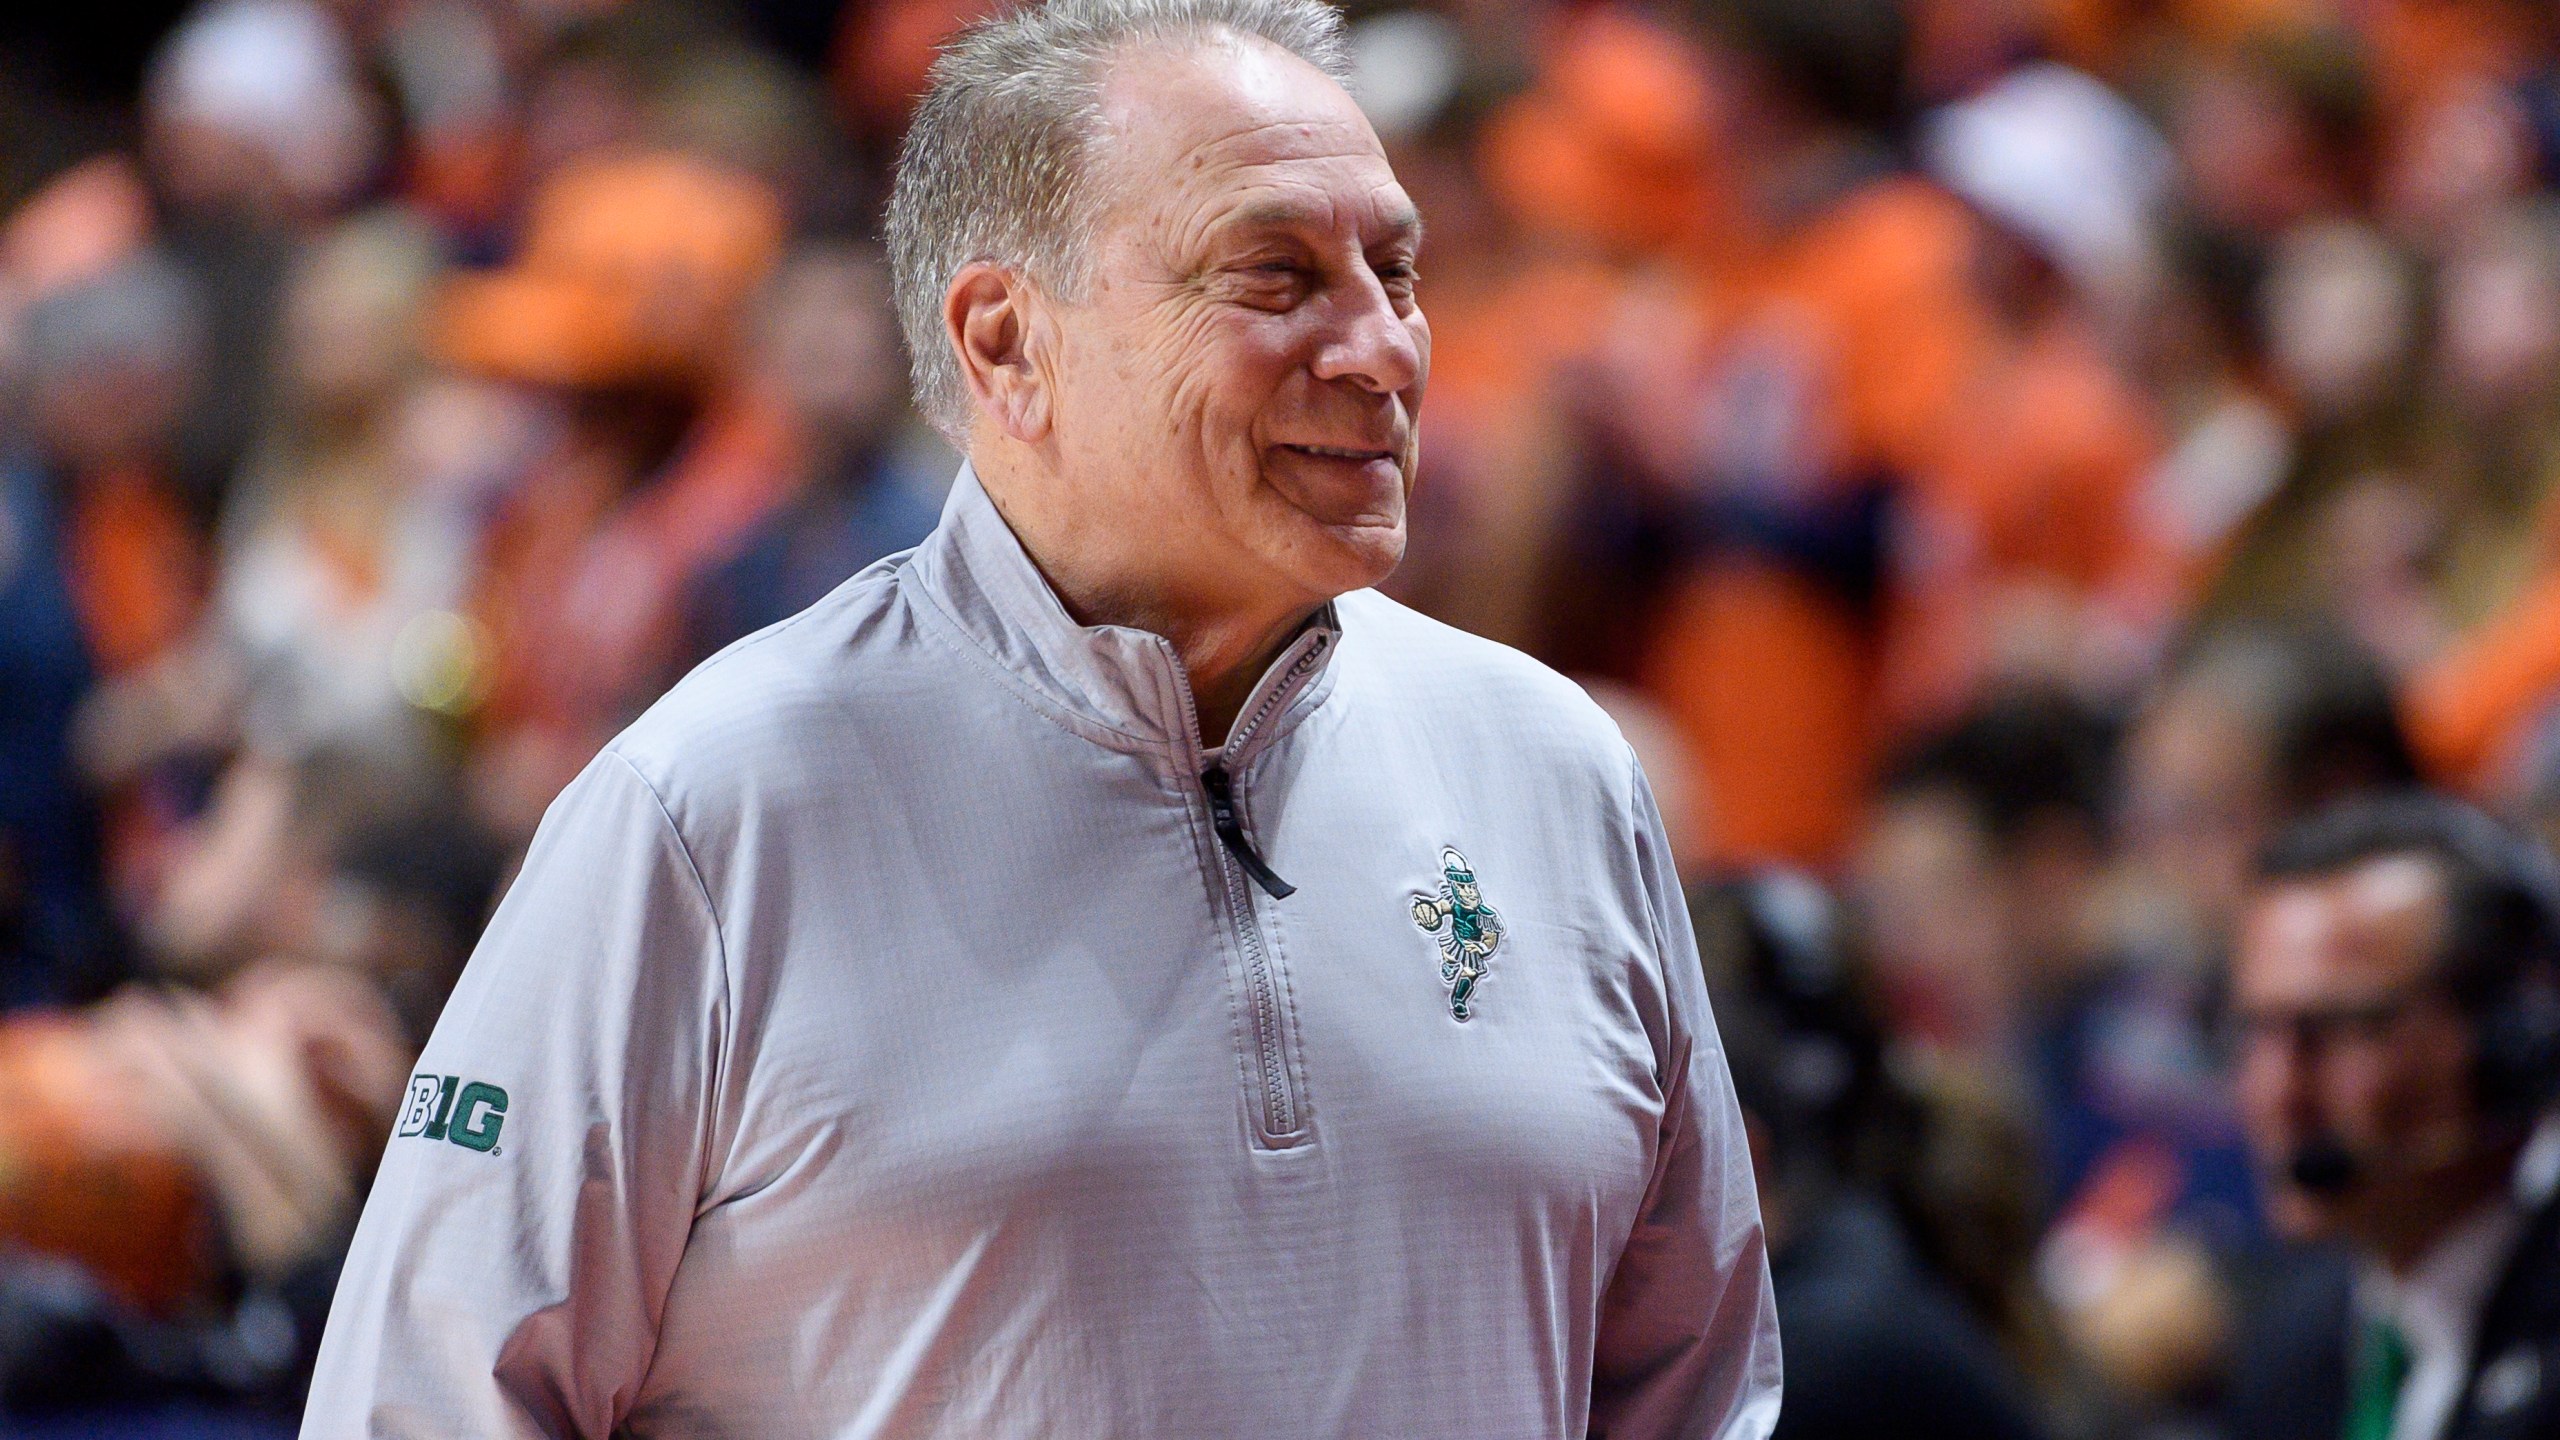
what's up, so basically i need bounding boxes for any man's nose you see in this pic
[1310,274,1423,395]
[2245,1033,2329,1132]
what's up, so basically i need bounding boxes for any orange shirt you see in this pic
[66,465,204,676]
[1408,255,1627,647]
[2406,565,2560,795]
[1883,316,2176,730]
[469,389,798,794]
[1641,176,1993,867]
[0,1015,210,1315]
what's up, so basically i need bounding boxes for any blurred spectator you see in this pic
[1896,63,2182,728]
[1697,870,2055,1440]
[2427,204,2560,615]
[1857,688,2115,1061]
[2113,624,2420,984]
[687,241,943,651]
[434,150,794,836]
[368,0,514,236]
[208,209,474,776]
[1631,0,1993,867]
[2166,30,2374,250]
[2225,793,2560,1440]
[2131,227,2297,601]
[2203,221,2431,628]
[0,743,497,1421]
[2399,201,2560,802]
[1382,7,1650,652]
[142,0,384,509]
[0,250,211,1008]
[1858,686,2245,1408]
[2415,566,2560,806]
[0,156,155,313]
[142,0,381,225]
[18,257,210,679]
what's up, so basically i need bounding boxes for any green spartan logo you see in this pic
[398,1073,509,1152]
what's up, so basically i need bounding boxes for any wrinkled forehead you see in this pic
[1089,33,1409,245]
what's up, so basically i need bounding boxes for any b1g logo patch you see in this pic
[398,1073,509,1153]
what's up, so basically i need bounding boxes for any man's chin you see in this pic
[1291,519,1405,598]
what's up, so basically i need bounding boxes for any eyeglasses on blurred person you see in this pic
[2226,792,2560,1440]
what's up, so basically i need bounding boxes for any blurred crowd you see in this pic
[5,0,2560,1433]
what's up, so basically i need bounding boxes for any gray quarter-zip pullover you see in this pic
[303,466,1781,1439]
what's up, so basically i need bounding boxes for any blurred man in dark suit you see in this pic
[2226,794,2560,1440]
[1695,872,2054,1440]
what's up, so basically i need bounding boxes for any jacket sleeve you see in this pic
[1590,762,1783,1440]
[301,750,729,1439]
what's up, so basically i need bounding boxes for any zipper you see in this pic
[1201,765,1293,898]
[1177,625,1332,1145]
[1221,631,1330,759]
[1202,766,1299,1139]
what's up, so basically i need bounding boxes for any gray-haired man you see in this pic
[302,2,1779,1434]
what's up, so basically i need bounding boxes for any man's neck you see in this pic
[974,455,1319,747]
[1089,590,1313,747]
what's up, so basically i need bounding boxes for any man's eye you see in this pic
[1227,263,1309,308]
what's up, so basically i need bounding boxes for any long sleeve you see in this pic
[1590,763,1784,1440]
[301,749,730,1438]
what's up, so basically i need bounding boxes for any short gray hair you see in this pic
[884,0,1352,443]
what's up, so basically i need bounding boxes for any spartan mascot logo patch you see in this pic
[1411,847,1502,1021]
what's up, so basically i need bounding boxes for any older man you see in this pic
[2226,795,2560,1440]
[301,1,1779,1435]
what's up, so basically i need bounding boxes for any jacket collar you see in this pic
[903,463,1341,766]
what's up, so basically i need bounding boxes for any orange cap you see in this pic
[434,152,786,390]
[1479,9,1718,256]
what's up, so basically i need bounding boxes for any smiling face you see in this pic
[2230,856,2487,1255]
[1037,34,1429,615]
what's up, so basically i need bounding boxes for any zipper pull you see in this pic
[1200,764,1296,900]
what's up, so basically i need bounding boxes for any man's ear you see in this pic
[946,261,1054,443]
